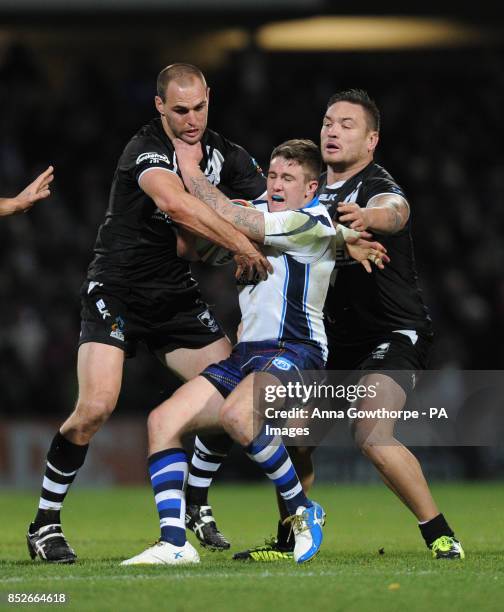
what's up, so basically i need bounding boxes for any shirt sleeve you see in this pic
[220,144,266,200]
[263,209,335,258]
[120,135,177,184]
[362,176,406,205]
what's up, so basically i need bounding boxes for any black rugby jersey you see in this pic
[318,162,432,340]
[87,118,266,290]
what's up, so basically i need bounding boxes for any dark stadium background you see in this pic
[0,1,503,487]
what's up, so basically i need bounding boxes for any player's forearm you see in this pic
[180,165,265,242]
[163,191,258,254]
[0,198,18,217]
[365,196,410,234]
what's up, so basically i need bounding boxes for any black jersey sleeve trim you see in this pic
[137,165,177,185]
[365,191,408,206]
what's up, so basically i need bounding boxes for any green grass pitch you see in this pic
[1,483,503,611]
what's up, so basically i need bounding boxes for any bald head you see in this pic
[156,63,207,102]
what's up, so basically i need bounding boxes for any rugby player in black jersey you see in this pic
[190,90,464,561]
[26,64,271,563]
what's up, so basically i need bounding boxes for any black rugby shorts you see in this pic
[326,330,433,394]
[78,280,224,358]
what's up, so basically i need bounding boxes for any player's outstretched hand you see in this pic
[234,243,272,283]
[337,202,370,231]
[173,138,203,169]
[11,166,54,214]
[346,237,390,273]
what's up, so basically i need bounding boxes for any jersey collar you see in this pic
[301,196,319,210]
[266,195,319,212]
[326,179,346,189]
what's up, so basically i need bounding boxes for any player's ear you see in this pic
[306,179,318,199]
[368,130,379,154]
[155,96,165,116]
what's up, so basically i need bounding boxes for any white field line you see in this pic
[0,569,457,584]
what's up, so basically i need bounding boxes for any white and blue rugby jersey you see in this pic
[238,197,336,360]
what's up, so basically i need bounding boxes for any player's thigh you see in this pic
[76,341,125,411]
[162,336,232,381]
[220,371,276,431]
[349,372,406,445]
[151,375,225,436]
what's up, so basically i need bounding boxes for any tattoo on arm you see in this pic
[383,204,404,233]
[367,195,410,234]
[188,175,265,241]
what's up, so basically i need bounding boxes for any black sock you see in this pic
[33,432,89,529]
[277,520,294,551]
[419,513,455,548]
[186,434,233,506]
[186,487,208,507]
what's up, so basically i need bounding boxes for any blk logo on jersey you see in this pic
[197,309,219,333]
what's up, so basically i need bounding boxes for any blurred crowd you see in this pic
[1,40,503,417]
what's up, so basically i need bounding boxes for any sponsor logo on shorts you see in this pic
[136,152,170,166]
[272,357,293,371]
[197,309,219,333]
[110,316,125,342]
[372,342,390,360]
[96,298,111,320]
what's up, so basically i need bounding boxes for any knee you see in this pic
[352,422,389,469]
[147,406,162,431]
[69,396,116,439]
[219,400,246,442]
[219,401,238,433]
[357,435,378,460]
[147,405,173,437]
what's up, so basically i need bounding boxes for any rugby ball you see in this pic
[195,199,255,266]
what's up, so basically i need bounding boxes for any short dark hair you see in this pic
[156,63,207,102]
[326,89,380,132]
[270,139,322,181]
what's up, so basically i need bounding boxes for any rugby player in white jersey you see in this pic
[121,139,388,566]
[224,90,463,562]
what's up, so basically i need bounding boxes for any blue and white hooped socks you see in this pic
[148,448,189,546]
[245,432,311,516]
